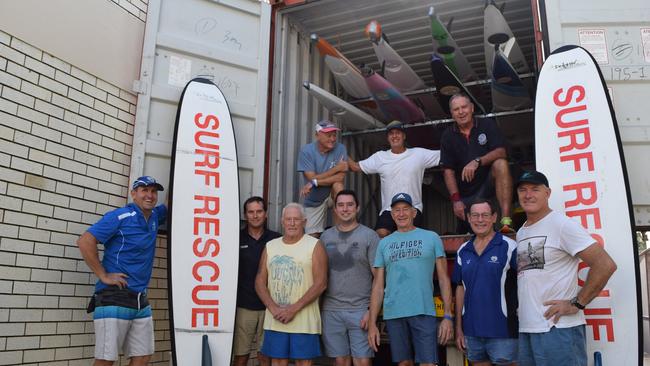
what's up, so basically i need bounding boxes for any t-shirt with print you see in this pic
[374,227,445,320]
[359,147,440,213]
[516,211,595,333]
[297,141,348,207]
[321,224,380,311]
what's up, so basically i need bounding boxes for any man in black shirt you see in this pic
[440,93,514,234]
[234,196,281,366]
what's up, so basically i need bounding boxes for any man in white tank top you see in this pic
[255,203,328,366]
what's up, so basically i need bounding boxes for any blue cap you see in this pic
[390,192,413,207]
[132,176,164,191]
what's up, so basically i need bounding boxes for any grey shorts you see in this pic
[93,305,154,360]
[305,197,333,234]
[321,309,373,358]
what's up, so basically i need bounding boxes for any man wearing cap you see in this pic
[367,192,453,366]
[77,176,167,366]
[349,120,440,238]
[515,171,616,365]
[440,93,514,234]
[298,120,348,237]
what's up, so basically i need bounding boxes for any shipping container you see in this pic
[130,0,650,364]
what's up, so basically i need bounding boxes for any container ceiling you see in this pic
[282,0,537,85]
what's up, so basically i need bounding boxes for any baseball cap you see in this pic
[516,171,549,188]
[315,120,340,133]
[390,192,413,207]
[132,176,164,191]
[386,120,405,133]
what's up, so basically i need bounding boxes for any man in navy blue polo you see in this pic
[77,176,167,366]
[440,93,514,234]
[453,199,518,365]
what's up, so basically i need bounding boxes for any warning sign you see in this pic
[578,29,609,64]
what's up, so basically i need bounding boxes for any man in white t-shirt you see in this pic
[515,170,617,366]
[349,120,440,238]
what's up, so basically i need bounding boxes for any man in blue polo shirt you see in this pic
[77,176,167,366]
[453,199,518,365]
[440,93,514,234]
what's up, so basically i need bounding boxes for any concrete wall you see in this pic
[0,2,172,364]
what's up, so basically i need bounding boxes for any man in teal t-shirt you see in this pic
[367,193,453,366]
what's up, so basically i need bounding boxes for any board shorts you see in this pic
[90,286,154,360]
[233,307,266,356]
[305,196,333,234]
[261,330,321,359]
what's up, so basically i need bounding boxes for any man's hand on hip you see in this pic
[100,273,128,288]
[543,299,580,323]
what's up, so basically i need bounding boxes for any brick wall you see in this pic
[0,31,170,365]
[107,0,149,22]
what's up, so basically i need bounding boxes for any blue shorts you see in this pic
[519,325,587,366]
[260,330,321,360]
[465,336,517,364]
[385,315,438,364]
[322,309,373,358]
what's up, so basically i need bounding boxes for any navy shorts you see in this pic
[385,315,438,364]
[260,330,321,360]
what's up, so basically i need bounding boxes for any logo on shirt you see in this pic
[466,259,471,264]
[477,133,487,145]
[517,236,546,271]
[490,255,498,263]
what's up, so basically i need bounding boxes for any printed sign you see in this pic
[578,29,609,64]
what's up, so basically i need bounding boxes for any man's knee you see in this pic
[94,360,114,366]
[491,158,510,177]
[376,228,390,238]
[128,355,151,366]
[332,182,344,195]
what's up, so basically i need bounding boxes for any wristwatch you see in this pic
[570,296,586,310]
[473,157,481,166]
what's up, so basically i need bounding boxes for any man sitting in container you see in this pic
[453,199,518,366]
[298,120,348,237]
[367,193,453,366]
[255,203,328,366]
[440,93,514,234]
[349,120,440,238]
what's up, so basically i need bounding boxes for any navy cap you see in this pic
[386,120,405,133]
[132,176,164,191]
[517,171,549,188]
[390,192,413,207]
